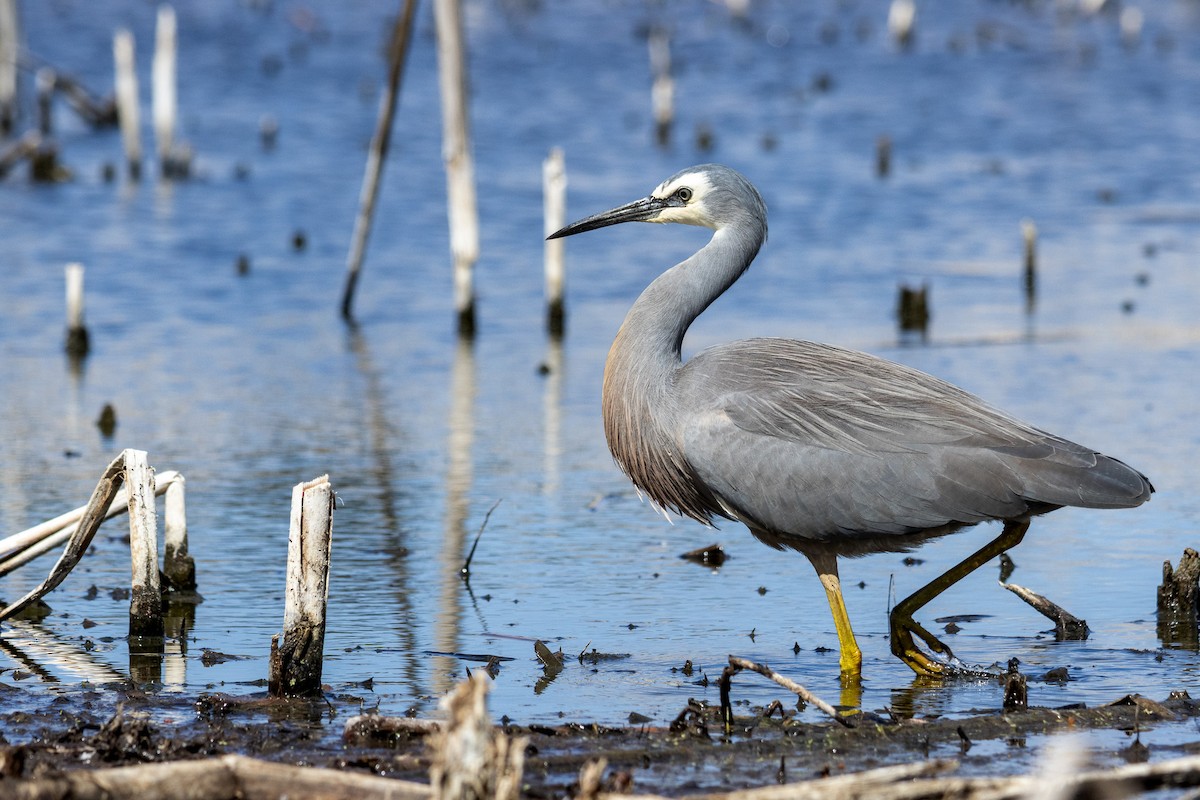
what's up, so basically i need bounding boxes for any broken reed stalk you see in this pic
[648,28,673,146]
[434,0,479,337]
[0,129,39,178]
[543,147,567,337]
[64,262,90,357]
[152,4,177,177]
[269,475,335,697]
[124,449,163,638]
[113,28,141,180]
[0,0,16,136]
[163,473,195,590]
[0,468,182,578]
[726,656,852,727]
[341,0,418,320]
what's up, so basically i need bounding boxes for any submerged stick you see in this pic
[113,28,141,180]
[269,475,335,696]
[727,656,852,727]
[1000,580,1089,640]
[543,148,567,337]
[64,262,90,357]
[340,0,418,320]
[434,0,479,337]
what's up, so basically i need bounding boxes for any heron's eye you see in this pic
[675,187,693,202]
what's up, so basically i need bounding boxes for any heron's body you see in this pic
[551,164,1153,679]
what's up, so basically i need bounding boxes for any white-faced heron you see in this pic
[548,164,1153,680]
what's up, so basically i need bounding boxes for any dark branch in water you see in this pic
[461,499,502,582]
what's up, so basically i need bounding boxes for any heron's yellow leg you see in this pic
[890,519,1031,677]
[807,552,862,681]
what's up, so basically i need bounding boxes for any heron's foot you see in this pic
[890,610,956,678]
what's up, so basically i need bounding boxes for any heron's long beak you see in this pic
[547,196,667,239]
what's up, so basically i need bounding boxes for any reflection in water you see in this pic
[541,336,564,498]
[434,336,476,696]
[0,619,125,685]
[347,326,420,699]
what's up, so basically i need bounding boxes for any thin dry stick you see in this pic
[341,0,419,320]
[727,655,852,727]
[460,498,501,580]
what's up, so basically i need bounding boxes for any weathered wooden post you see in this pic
[543,148,567,337]
[125,449,164,638]
[434,0,479,337]
[341,0,418,320]
[152,5,178,177]
[0,0,17,136]
[113,28,142,180]
[269,475,334,697]
[65,263,90,358]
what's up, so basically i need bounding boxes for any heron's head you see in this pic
[548,164,766,240]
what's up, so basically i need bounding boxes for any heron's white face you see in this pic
[649,170,716,228]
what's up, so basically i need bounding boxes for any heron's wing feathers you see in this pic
[678,339,1151,540]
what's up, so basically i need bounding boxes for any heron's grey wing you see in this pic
[677,339,1150,543]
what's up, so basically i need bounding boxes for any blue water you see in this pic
[0,0,1198,741]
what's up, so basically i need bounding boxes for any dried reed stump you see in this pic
[269,476,335,697]
[1158,548,1200,648]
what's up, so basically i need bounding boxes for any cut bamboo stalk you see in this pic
[163,473,195,590]
[125,449,163,638]
[64,262,90,358]
[152,5,177,177]
[113,28,142,180]
[341,0,419,320]
[434,0,479,337]
[543,147,567,337]
[269,475,334,696]
[0,0,17,136]
[0,469,180,575]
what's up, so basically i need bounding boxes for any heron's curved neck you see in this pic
[615,221,764,370]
